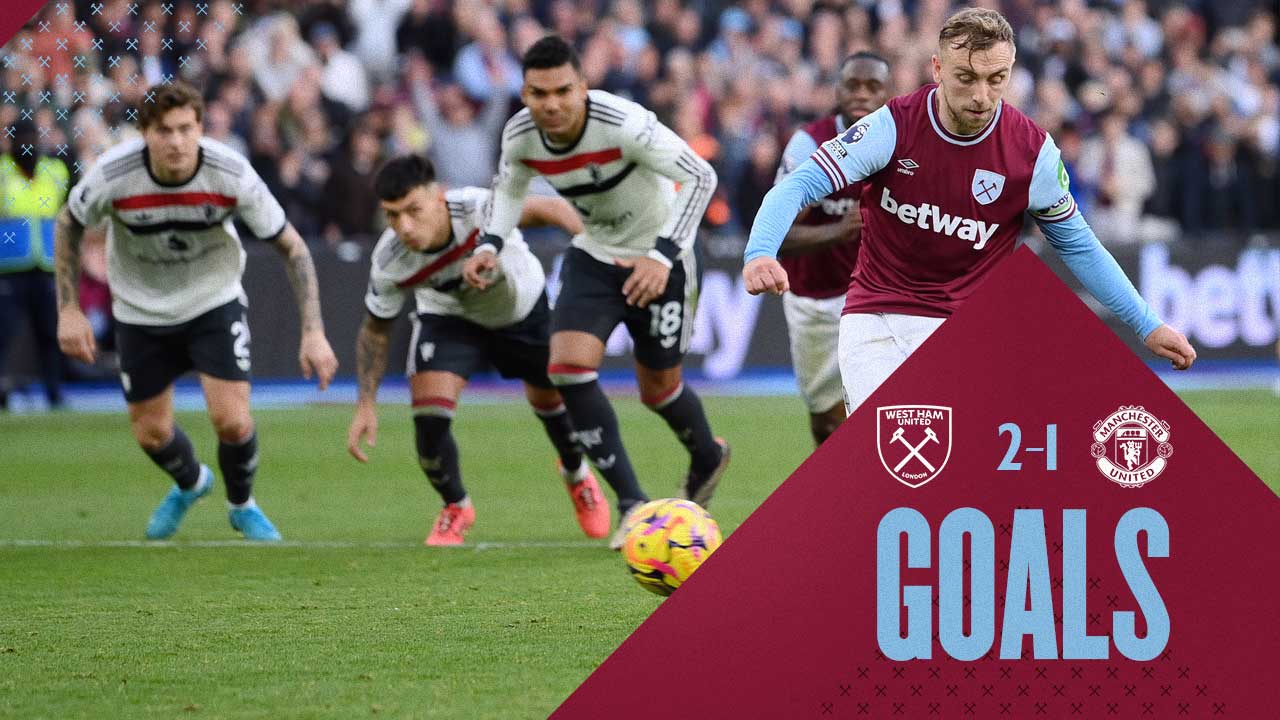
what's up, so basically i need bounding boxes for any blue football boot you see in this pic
[228,504,283,542]
[145,465,214,539]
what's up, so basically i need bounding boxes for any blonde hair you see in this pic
[938,7,1015,53]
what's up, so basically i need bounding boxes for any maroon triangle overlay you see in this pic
[0,1,48,52]
[553,248,1278,718]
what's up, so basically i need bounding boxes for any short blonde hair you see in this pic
[938,7,1015,53]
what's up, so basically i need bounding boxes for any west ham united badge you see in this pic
[1091,405,1173,488]
[876,405,953,488]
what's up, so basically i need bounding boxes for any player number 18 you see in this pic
[997,422,1057,471]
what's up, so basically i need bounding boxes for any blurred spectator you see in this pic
[397,0,459,73]
[734,134,781,229]
[312,22,371,113]
[408,57,509,189]
[240,15,318,103]
[0,121,69,410]
[321,120,385,244]
[1077,112,1156,243]
[349,0,414,83]
[3,0,1277,246]
[452,7,523,101]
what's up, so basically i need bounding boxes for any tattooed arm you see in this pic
[347,313,394,462]
[54,206,97,363]
[272,224,339,388]
[355,313,393,406]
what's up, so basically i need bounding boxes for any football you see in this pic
[621,498,723,596]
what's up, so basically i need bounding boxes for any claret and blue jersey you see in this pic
[746,83,1161,340]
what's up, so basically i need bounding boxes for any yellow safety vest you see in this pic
[0,154,70,273]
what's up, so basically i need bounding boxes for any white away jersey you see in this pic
[67,137,286,326]
[364,187,545,328]
[486,90,716,265]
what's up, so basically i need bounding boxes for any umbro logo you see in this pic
[897,158,919,176]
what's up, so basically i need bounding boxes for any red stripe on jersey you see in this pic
[395,229,480,288]
[112,192,237,210]
[412,396,458,410]
[521,148,623,175]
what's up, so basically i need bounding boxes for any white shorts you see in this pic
[783,293,846,413]
[838,313,946,414]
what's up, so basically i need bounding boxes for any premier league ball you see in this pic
[621,498,722,596]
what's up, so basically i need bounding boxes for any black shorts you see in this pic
[406,293,554,388]
[551,247,698,370]
[115,298,251,403]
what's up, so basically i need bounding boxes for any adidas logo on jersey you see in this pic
[879,188,999,250]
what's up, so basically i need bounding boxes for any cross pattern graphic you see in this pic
[2,3,235,226]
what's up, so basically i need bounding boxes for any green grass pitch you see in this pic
[1,390,1275,718]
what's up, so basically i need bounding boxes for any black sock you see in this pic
[553,374,647,510]
[414,414,465,505]
[218,430,259,505]
[532,402,584,476]
[645,382,721,475]
[145,426,202,490]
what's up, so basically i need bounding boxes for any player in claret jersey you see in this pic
[345,155,609,546]
[54,81,339,541]
[774,52,891,446]
[744,7,1196,414]
[481,36,730,549]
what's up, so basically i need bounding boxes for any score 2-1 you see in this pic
[997,423,1057,471]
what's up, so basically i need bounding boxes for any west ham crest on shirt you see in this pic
[876,405,953,488]
[971,168,1005,205]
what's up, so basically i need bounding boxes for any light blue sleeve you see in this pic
[810,104,896,192]
[745,106,895,263]
[774,129,819,184]
[1030,135,1162,339]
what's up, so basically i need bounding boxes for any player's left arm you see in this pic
[234,158,340,387]
[1030,136,1196,370]
[617,110,717,306]
[271,224,340,387]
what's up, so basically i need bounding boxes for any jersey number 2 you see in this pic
[231,318,251,372]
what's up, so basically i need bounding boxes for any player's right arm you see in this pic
[774,129,862,257]
[56,160,111,362]
[53,206,95,362]
[744,107,897,294]
[349,271,406,462]
[477,113,537,255]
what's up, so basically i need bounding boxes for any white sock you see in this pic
[562,461,589,483]
[229,497,257,510]
[452,495,472,508]
[185,470,211,495]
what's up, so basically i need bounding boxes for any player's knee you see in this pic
[636,367,682,407]
[525,385,564,411]
[210,412,254,443]
[131,418,173,451]
[638,375,682,409]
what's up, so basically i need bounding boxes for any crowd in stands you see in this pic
[3,0,1279,246]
